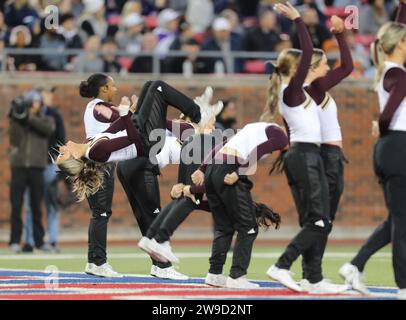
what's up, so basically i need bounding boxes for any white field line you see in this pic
[0,252,392,260]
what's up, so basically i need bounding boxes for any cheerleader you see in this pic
[79,73,122,278]
[116,85,211,280]
[339,1,406,299]
[299,15,354,291]
[190,119,288,289]
[264,3,347,293]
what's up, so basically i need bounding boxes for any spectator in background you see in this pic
[154,8,180,56]
[0,11,8,40]
[164,18,197,72]
[4,0,39,29]
[166,38,202,73]
[186,0,214,33]
[115,13,144,54]
[129,31,159,73]
[23,85,66,253]
[215,98,238,132]
[7,25,38,71]
[294,0,327,26]
[71,0,85,18]
[72,35,104,72]
[168,0,188,13]
[221,8,245,36]
[121,1,143,17]
[79,0,108,41]
[359,0,389,35]
[102,38,122,73]
[275,33,293,52]
[199,17,243,74]
[59,13,83,52]
[8,90,55,253]
[38,25,67,71]
[244,9,279,52]
[291,6,332,49]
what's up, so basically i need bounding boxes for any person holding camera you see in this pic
[22,85,66,253]
[8,90,55,253]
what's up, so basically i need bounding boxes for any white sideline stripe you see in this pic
[0,252,392,260]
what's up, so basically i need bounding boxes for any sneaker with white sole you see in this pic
[149,239,179,264]
[266,265,302,292]
[307,279,349,294]
[90,263,123,278]
[226,276,260,289]
[150,265,157,276]
[85,263,96,275]
[138,237,166,262]
[299,279,312,292]
[398,289,406,300]
[339,263,370,295]
[153,266,189,280]
[205,273,227,287]
[138,236,153,254]
[9,243,21,254]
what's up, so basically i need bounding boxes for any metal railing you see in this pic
[0,48,341,75]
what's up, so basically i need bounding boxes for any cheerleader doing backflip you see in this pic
[56,80,222,203]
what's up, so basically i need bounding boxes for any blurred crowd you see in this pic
[0,0,403,77]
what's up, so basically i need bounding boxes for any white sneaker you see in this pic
[339,263,370,295]
[149,239,179,264]
[398,289,406,300]
[299,279,312,292]
[266,265,302,292]
[138,237,167,262]
[9,243,21,253]
[153,266,189,280]
[226,276,260,289]
[90,263,123,278]
[150,265,157,277]
[194,87,223,128]
[205,273,227,287]
[85,263,96,275]
[307,279,349,294]
[138,236,153,254]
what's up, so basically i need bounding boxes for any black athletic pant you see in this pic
[146,197,207,243]
[9,167,45,247]
[276,143,331,284]
[205,164,258,279]
[352,131,406,289]
[86,163,115,266]
[302,144,345,280]
[117,158,171,269]
[132,80,201,158]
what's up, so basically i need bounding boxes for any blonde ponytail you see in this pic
[261,49,302,122]
[58,158,107,201]
[261,72,282,122]
[372,22,406,90]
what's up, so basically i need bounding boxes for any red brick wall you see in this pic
[0,78,386,230]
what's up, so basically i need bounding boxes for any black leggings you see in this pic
[205,164,258,279]
[277,143,331,284]
[301,144,345,280]
[117,157,171,269]
[146,197,208,243]
[352,131,406,289]
[132,80,201,158]
[86,163,115,266]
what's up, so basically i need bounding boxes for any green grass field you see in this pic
[0,245,395,288]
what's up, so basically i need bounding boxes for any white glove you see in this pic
[117,96,131,116]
